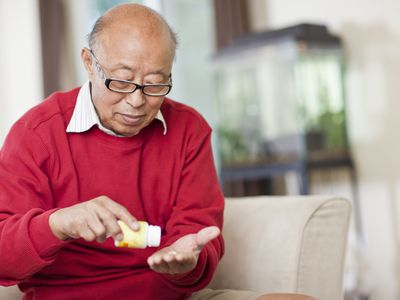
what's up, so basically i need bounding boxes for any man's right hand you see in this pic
[48,196,139,243]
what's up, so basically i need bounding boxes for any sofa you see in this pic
[0,195,351,300]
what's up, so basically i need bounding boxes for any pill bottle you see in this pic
[114,220,161,249]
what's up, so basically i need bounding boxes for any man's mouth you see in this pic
[119,113,145,126]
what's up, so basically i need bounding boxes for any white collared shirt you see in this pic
[66,81,167,136]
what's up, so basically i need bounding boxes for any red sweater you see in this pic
[0,87,224,300]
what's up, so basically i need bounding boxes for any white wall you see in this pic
[160,0,221,169]
[259,1,400,299]
[0,0,43,145]
[61,0,93,90]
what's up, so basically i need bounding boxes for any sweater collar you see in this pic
[66,81,167,136]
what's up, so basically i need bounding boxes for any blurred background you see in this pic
[1,0,400,299]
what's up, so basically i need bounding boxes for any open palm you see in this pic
[147,226,220,274]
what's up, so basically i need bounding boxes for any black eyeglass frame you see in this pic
[89,49,172,97]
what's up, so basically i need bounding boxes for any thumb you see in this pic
[195,226,220,251]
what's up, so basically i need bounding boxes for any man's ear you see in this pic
[81,47,94,78]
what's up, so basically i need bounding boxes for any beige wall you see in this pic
[0,0,43,145]
[252,0,400,299]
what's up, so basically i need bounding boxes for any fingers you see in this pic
[75,219,96,242]
[147,250,196,274]
[195,226,220,251]
[89,196,139,241]
[49,195,138,242]
[91,203,126,241]
[85,213,107,243]
[147,253,171,273]
[99,197,139,231]
[147,226,221,275]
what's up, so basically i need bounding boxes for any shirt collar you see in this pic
[66,81,167,136]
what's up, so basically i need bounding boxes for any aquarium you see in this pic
[214,24,349,167]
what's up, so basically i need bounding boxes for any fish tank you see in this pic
[213,24,350,168]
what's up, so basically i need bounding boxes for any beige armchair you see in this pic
[0,195,351,300]
[208,195,352,300]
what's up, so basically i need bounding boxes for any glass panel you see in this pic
[294,45,348,153]
[214,37,349,167]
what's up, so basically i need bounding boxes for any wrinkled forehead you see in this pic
[94,32,174,80]
[94,22,174,61]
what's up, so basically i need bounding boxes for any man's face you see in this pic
[82,28,174,137]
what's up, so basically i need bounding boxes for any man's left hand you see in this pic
[147,226,220,275]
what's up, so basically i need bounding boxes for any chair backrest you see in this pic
[208,195,351,300]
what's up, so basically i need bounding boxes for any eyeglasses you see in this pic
[89,49,172,97]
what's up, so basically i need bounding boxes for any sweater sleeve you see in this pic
[0,122,68,286]
[160,126,225,293]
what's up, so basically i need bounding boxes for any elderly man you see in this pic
[0,3,315,300]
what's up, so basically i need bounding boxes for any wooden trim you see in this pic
[39,0,64,97]
[213,0,250,51]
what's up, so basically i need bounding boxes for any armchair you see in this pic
[208,195,351,300]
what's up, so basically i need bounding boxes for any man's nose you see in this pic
[124,89,146,108]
